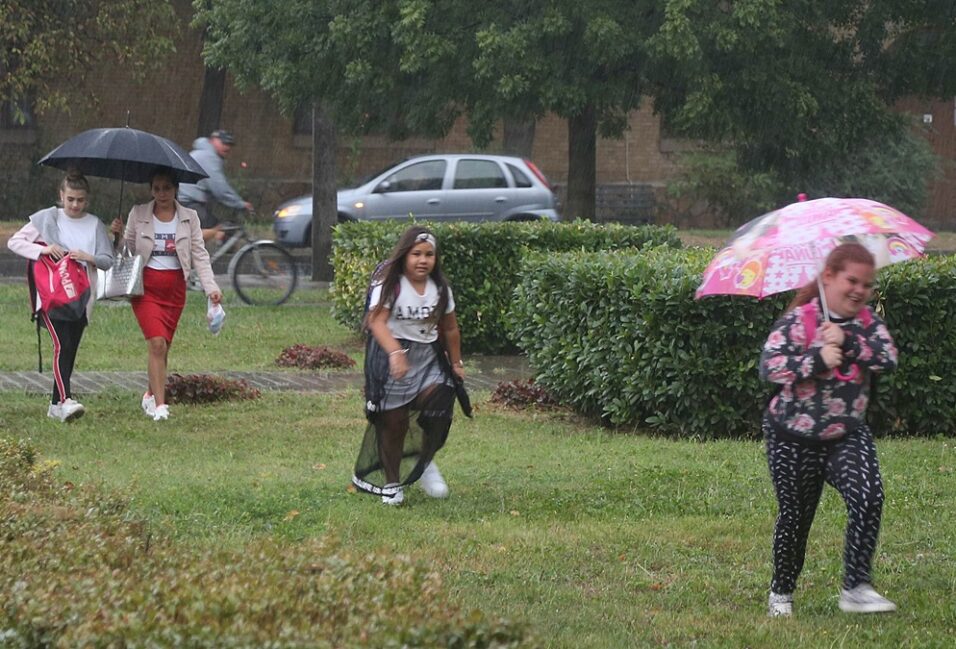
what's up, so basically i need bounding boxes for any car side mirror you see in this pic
[376,180,392,193]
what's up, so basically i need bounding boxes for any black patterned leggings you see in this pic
[765,422,885,594]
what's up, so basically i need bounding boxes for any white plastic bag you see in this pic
[207,298,226,335]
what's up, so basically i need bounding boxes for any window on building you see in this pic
[0,97,35,130]
[293,104,312,135]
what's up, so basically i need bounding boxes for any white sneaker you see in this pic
[839,584,897,613]
[58,398,85,422]
[47,402,62,420]
[153,404,170,421]
[381,483,404,506]
[768,592,793,617]
[420,462,449,498]
[141,392,156,417]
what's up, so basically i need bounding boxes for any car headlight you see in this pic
[275,205,303,218]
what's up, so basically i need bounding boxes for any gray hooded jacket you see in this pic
[177,137,246,209]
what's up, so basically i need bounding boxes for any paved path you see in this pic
[0,356,532,395]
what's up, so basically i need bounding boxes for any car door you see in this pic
[360,159,448,220]
[439,158,513,221]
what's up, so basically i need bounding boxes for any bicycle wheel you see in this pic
[231,242,298,305]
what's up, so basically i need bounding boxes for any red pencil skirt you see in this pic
[131,267,187,344]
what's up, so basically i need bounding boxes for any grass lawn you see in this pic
[2,246,955,646]
[2,389,954,647]
[0,284,362,372]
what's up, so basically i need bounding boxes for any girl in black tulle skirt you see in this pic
[352,226,465,505]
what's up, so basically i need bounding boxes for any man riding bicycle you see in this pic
[178,129,253,242]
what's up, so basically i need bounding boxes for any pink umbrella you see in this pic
[696,197,934,318]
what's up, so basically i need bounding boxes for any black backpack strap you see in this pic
[36,318,42,373]
[26,258,43,372]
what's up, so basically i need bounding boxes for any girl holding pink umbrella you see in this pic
[696,196,932,617]
[760,242,898,617]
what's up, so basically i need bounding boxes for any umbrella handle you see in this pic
[833,364,860,382]
[816,275,831,321]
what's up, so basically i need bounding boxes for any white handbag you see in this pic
[96,247,144,301]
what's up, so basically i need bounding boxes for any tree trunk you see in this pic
[196,65,226,138]
[311,101,336,282]
[501,116,536,158]
[566,105,597,222]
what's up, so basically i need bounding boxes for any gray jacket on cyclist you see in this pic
[124,200,220,296]
[177,137,246,211]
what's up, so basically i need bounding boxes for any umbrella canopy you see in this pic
[696,198,934,300]
[38,127,207,184]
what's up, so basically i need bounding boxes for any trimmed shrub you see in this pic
[331,219,682,353]
[0,438,535,648]
[508,248,956,438]
[276,344,357,370]
[166,373,262,404]
[867,255,956,436]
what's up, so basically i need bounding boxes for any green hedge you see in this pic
[507,248,956,438]
[331,220,682,353]
[0,438,534,647]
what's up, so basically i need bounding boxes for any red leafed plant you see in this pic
[165,373,261,404]
[490,379,559,409]
[276,344,356,370]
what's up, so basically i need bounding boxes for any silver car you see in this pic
[273,154,560,247]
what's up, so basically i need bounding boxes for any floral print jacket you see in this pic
[759,298,897,442]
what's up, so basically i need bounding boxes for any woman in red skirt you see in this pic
[113,167,221,421]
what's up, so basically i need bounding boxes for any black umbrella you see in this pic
[453,376,473,418]
[38,127,207,184]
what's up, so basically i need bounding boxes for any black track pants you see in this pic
[42,314,87,404]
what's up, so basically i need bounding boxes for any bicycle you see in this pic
[190,221,298,306]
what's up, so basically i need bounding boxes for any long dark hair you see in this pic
[368,225,450,325]
[787,242,875,311]
[149,166,179,188]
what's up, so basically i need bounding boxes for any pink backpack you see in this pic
[28,252,91,322]
[26,250,91,372]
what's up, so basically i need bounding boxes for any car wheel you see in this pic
[507,214,545,222]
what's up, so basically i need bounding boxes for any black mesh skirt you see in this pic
[352,337,455,497]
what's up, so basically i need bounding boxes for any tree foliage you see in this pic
[667,123,939,227]
[196,0,956,224]
[0,0,177,118]
[648,0,956,184]
[197,0,461,139]
[465,1,653,144]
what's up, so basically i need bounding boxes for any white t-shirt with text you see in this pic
[368,275,455,343]
[146,217,182,270]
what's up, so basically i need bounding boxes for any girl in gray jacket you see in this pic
[7,170,113,422]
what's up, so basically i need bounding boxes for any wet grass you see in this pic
[2,391,954,648]
[0,284,362,372]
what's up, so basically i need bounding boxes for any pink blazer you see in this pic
[124,200,220,295]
